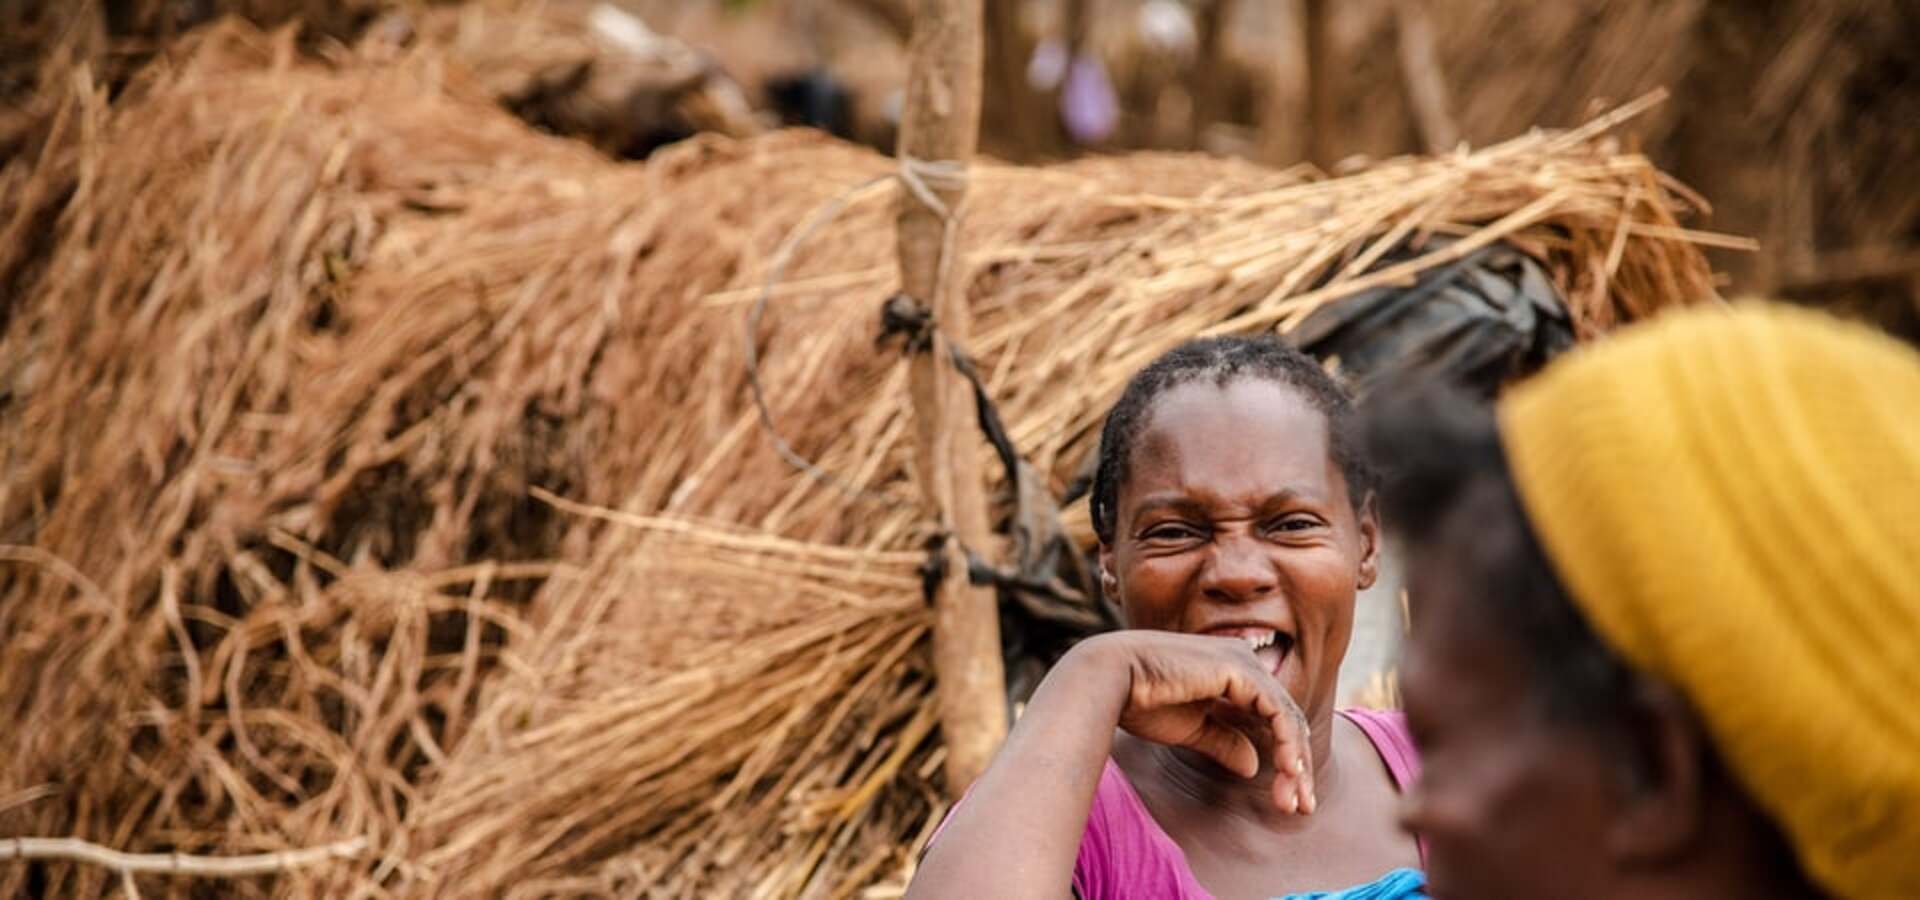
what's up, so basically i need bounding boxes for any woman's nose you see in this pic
[1200,534,1278,603]
[1398,780,1446,842]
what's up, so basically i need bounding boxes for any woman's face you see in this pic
[1099,377,1377,720]
[1396,489,1628,900]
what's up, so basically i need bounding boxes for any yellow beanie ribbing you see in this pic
[1498,303,1920,899]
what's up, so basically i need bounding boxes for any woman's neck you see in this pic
[1134,705,1341,827]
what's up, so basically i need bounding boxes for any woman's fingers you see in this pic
[1254,672,1315,815]
[1186,718,1261,779]
[1263,694,1314,814]
[1113,633,1317,814]
[1213,660,1315,815]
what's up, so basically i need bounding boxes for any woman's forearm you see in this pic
[906,641,1127,900]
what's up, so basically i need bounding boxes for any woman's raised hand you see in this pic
[1072,631,1317,814]
[907,628,1316,899]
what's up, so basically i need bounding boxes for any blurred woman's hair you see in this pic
[1363,384,1639,731]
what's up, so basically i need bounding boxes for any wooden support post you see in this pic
[895,0,1008,797]
[1187,0,1236,150]
[981,0,1058,156]
[1303,0,1336,170]
[1254,0,1308,165]
[1393,0,1460,154]
[840,0,915,41]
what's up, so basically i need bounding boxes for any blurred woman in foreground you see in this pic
[1370,304,1919,899]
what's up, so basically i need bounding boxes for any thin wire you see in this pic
[744,173,899,505]
[742,156,975,507]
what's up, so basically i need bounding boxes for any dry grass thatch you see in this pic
[2,17,1726,897]
[0,0,765,177]
[713,0,1913,335]
[1231,0,1918,335]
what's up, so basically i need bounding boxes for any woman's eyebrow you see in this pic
[1130,488,1325,517]
[1255,488,1325,509]
[1128,494,1208,517]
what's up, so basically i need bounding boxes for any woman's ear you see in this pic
[1097,543,1120,606]
[1356,494,1381,591]
[1606,677,1709,863]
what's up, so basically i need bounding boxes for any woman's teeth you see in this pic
[1238,630,1288,674]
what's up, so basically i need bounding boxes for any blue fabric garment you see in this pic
[1277,867,1427,900]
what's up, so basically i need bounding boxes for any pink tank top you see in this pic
[1070,708,1423,900]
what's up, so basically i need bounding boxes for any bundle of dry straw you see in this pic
[0,19,1726,897]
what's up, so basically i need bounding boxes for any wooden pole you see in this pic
[1254,2,1309,166]
[1393,0,1460,154]
[1303,0,1336,170]
[981,0,1058,156]
[839,0,914,42]
[895,0,1008,797]
[1188,0,1237,150]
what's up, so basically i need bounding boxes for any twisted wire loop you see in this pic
[742,155,970,506]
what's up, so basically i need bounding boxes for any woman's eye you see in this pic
[1143,524,1202,542]
[1266,517,1320,534]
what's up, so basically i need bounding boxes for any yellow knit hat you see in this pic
[1498,303,1920,899]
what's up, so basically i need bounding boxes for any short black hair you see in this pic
[1089,335,1374,545]
[1363,384,1636,725]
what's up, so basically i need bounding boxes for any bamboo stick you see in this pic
[0,836,366,877]
[894,0,1008,797]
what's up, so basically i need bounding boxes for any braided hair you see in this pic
[1089,335,1375,545]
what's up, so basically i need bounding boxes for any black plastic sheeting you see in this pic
[1290,239,1574,398]
[971,239,1580,706]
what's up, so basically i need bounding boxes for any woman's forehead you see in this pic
[1125,378,1335,499]
[1401,492,1545,705]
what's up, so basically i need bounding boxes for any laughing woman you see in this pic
[907,337,1422,900]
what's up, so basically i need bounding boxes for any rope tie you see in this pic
[741,157,1106,633]
[895,155,968,220]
